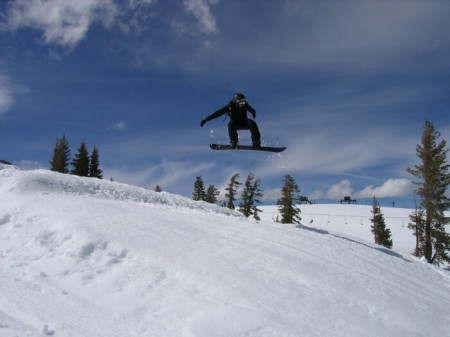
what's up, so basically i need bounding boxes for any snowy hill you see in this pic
[1,165,449,337]
[259,204,426,257]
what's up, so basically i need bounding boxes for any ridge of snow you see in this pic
[0,165,240,217]
[1,166,449,336]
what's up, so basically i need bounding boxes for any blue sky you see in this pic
[1,0,449,206]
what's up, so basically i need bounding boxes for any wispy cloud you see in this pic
[214,1,450,75]
[127,0,157,9]
[257,121,416,178]
[2,0,219,50]
[183,0,219,35]
[108,121,126,131]
[117,0,157,35]
[2,0,118,49]
[0,74,13,117]
[103,159,217,194]
[2,0,449,75]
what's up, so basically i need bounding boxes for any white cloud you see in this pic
[326,180,354,200]
[309,180,354,201]
[259,187,282,204]
[357,179,413,199]
[117,0,157,35]
[0,75,14,117]
[183,0,218,34]
[108,121,126,130]
[127,0,157,10]
[308,178,413,201]
[3,0,118,49]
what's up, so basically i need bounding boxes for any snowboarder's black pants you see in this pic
[228,119,261,143]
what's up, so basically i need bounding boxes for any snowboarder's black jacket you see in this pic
[203,100,256,125]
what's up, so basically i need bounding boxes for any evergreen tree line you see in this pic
[192,173,302,223]
[193,172,395,244]
[369,120,450,261]
[50,135,103,179]
[190,121,450,265]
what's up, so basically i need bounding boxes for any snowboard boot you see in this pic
[252,141,261,150]
[230,140,238,149]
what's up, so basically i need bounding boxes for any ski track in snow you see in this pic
[1,165,449,336]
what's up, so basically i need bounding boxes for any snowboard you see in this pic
[210,144,286,153]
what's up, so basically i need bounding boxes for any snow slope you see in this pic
[259,204,425,256]
[1,164,449,337]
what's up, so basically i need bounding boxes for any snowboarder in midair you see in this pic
[200,93,261,149]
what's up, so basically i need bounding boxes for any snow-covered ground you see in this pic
[260,204,422,257]
[1,164,449,337]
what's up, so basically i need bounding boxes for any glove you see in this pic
[252,112,256,119]
[200,119,206,127]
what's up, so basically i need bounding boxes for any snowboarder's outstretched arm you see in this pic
[200,104,229,127]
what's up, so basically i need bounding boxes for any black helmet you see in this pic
[233,93,246,105]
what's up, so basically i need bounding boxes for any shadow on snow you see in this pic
[296,223,411,263]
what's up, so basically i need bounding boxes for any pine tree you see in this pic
[155,185,163,192]
[205,185,219,204]
[370,197,393,248]
[239,173,256,217]
[406,121,450,264]
[277,175,302,224]
[251,176,263,221]
[50,135,71,173]
[88,146,103,179]
[225,173,241,209]
[192,176,206,201]
[238,173,263,220]
[71,142,90,177]
[408,197,425,257]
